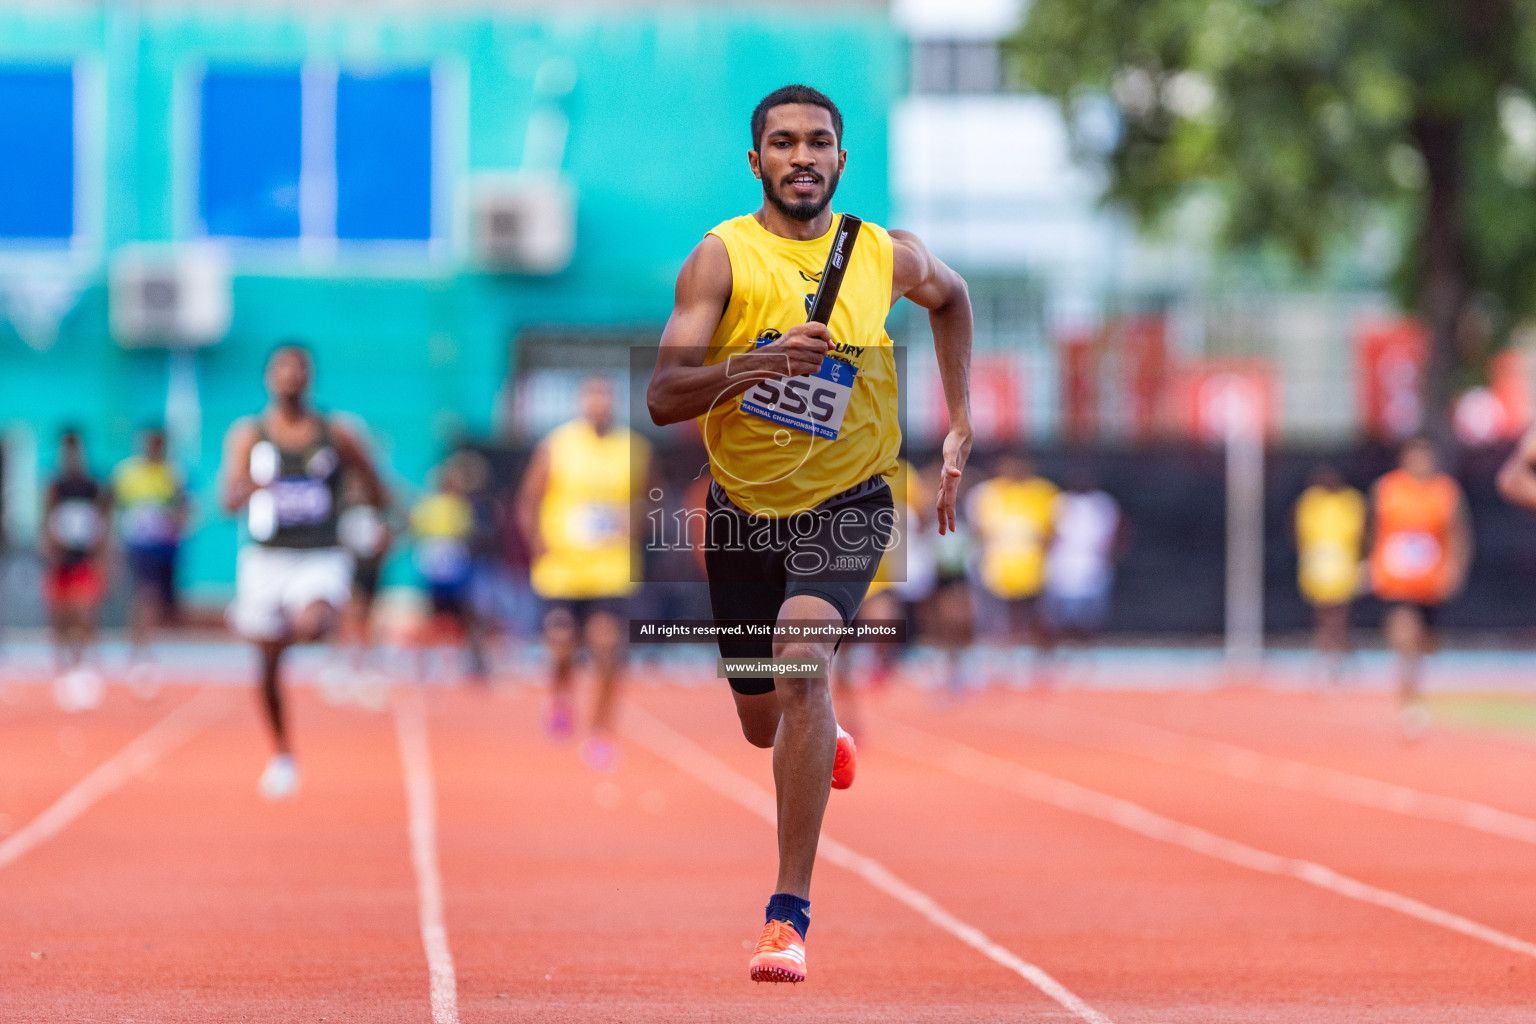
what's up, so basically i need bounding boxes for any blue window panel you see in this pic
[336,71,433,241]
[199,69,302,238]
[0,67,74,240]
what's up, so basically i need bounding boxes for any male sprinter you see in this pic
[647,84,972,983]
[221,344,389,799]
[1368,438,1471,737]
[517,375,650,770]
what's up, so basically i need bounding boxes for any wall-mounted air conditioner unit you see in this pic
[110,243,231,348]
[473,174,576,275]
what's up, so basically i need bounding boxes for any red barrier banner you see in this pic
[1454,350,1532,445]
[1121,316,1168,443]
[1177,359,1276,444]
[1059,330,1097,444]
[913,353,1028,444]
[1357,318,1426,442]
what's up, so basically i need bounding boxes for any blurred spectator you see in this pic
[113,425,189,690]
[966,453,1058,684]
[457,448,516,662]
[411,453,488,681]
[1042,466,1124,650]
[43,428,111,710]
[1293,465,1365,685]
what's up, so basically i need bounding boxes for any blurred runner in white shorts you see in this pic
[220,343,389,799]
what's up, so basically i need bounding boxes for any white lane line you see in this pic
[393,687,460,1024]
[623,705,1114,1024]
[1018,702,1536,846]
[0,687,228,873]
[878,718,1536,961]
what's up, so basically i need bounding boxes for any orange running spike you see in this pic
[748,919,807,983]
[831,724,857,790]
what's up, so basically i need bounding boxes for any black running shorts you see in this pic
[1390,601,1441,629]
[543,595,630,631]
[704,476,894,696]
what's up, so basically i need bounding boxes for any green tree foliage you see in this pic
[1010,0,1536,435]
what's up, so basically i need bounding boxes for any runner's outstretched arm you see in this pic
[220,418,260,514]
[647,235,832,426]
[331,422,391,510]
[891,229,972,535]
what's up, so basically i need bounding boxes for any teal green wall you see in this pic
[0,7,898,597]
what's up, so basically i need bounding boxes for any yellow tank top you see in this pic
[411,492,473,541]
[113,456,182,548]
[411,491,475,586]
[115,457,179,507]
[969,476,1059,600]
[1295,485,1366,606]
[700,213,900,517]
[532,419,649,599]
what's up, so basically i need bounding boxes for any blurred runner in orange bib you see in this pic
[1368,438,1471,737]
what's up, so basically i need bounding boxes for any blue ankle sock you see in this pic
[765,893,811,939]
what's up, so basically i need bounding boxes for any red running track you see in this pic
[2,677,1536,1021]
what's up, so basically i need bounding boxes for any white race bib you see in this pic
[1302,542,1354,580]
[1382,531,1441,577]
[268,478,333,528]
[50,500,102,550]
[415,538,471,584]
[122,505,176,547]
[573,502,627,547]
[739,347,858,441]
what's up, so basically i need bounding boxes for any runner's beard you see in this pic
[764,169,841,222]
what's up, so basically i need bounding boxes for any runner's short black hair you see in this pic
[266,338,314,369]
[751,85,843,152]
